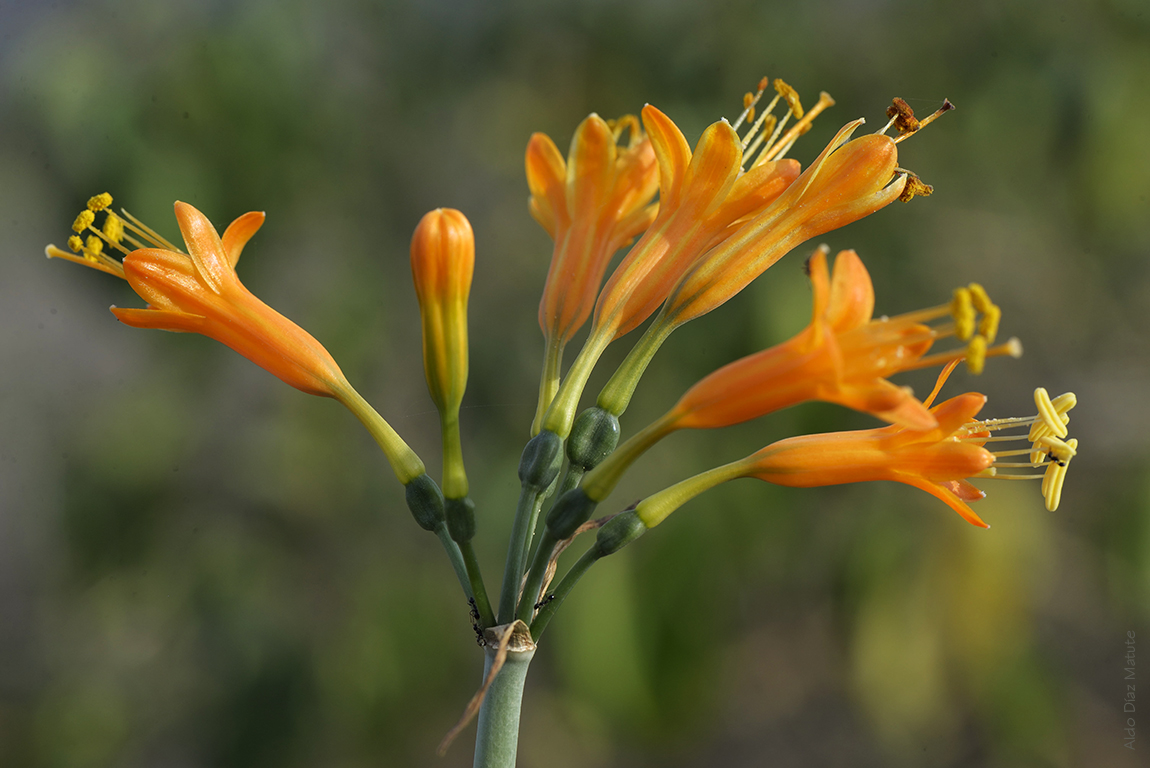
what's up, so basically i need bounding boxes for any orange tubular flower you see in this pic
[112,202,348,397]
[527,114,659,432]
[529,114,659,348]
[668,248,1022,431]
[742,391,997,527]
[46,196,425,483]
[632,367,1080,531]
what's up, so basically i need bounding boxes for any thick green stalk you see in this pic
[459,539,495,628]
[472,646,535,768]
[497,488,542,623]
[595,314,675,417]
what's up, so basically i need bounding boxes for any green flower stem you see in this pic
[441,410,469,499]
[581,412,677,502]
[497,488,543,623]
[515,527,557,624]
[459,538,495,628]
[531,338,565,437]
[515,463,584,623]
[333,383,426,484]
[472,645,535,768]
[529,545,601,641]
[434,523,475,602]
[541,329,612,438]
[596,313,675,418]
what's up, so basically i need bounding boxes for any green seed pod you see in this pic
[546,487,597,540]
[405,473,445,531]
[518,430,564,489]
[595,509,646,556]
[566,407,620,471]
[445,496,476,543]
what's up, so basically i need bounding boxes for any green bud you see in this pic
[595,509,646,556]
[405,473,445,531]
[546,487,597,540]
[518,429,564,489]
[566,407,620,471]
[445,496,476,542]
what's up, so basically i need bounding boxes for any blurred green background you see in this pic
[2,0,1148,765]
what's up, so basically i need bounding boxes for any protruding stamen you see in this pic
[897,170,934,202]
[774,79,804,119]
[732,76,770,132]
[950,288,975,340]
[68,235,83,252]
[1033,387,1069,439]
[893,98,954,144]
[964,334,987,374]
[885,97,920,137]
[103,212,124,244]
[1041,437,1075,510]
[87,192,113,212]
[760,92,836,164]
[979,304,1001,343]
[72,210,95,233]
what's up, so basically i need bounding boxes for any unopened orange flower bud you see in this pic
[410,208,475,497]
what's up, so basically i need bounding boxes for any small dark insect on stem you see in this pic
[533,595,555,611]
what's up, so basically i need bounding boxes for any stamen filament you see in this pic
[761,92,836,163]
[119,208,184,253]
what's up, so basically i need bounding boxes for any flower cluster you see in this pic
[45,78,1078,651]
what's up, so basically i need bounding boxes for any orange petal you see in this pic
[642,104,692,209]
[110,306,206,332]
[716,159,801,224]
[826,250,874,333]
[525,132,568,237]
[567,114,616,221]
[835,379,938,430]
[221,211,266,267]
[681,119,743,218]
[121,248,200,312]
[898,474,990,528]
[806,246,831,346]
[173,201,230,293]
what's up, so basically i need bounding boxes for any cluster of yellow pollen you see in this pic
[731,77,836,169]
[961,386,1078,510]
[46,193,181,279]
[948,283,1005,374]
[893,282,1020,377]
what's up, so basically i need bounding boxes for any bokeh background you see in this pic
[2,0,1148,765]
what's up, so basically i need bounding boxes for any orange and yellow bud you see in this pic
[410,208,475,497]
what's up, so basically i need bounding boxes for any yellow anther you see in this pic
[68,235,83,252]
[1037,435,1076,463]
[967,283,992,313]
[1051,392,1077,412]
[950,287,975,340]
[964,334,987,374]
[1033,387,1069,439]
[979,303,1001,343]
[757,76,769,93]
[103,212,124,243]
[743,92,755,109]
[85,235,103,256]
[898,171,934,202]
[86,192,113,212]
[1041,437,1076,511]
[774,79,803,118]
[72,210,95,233]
